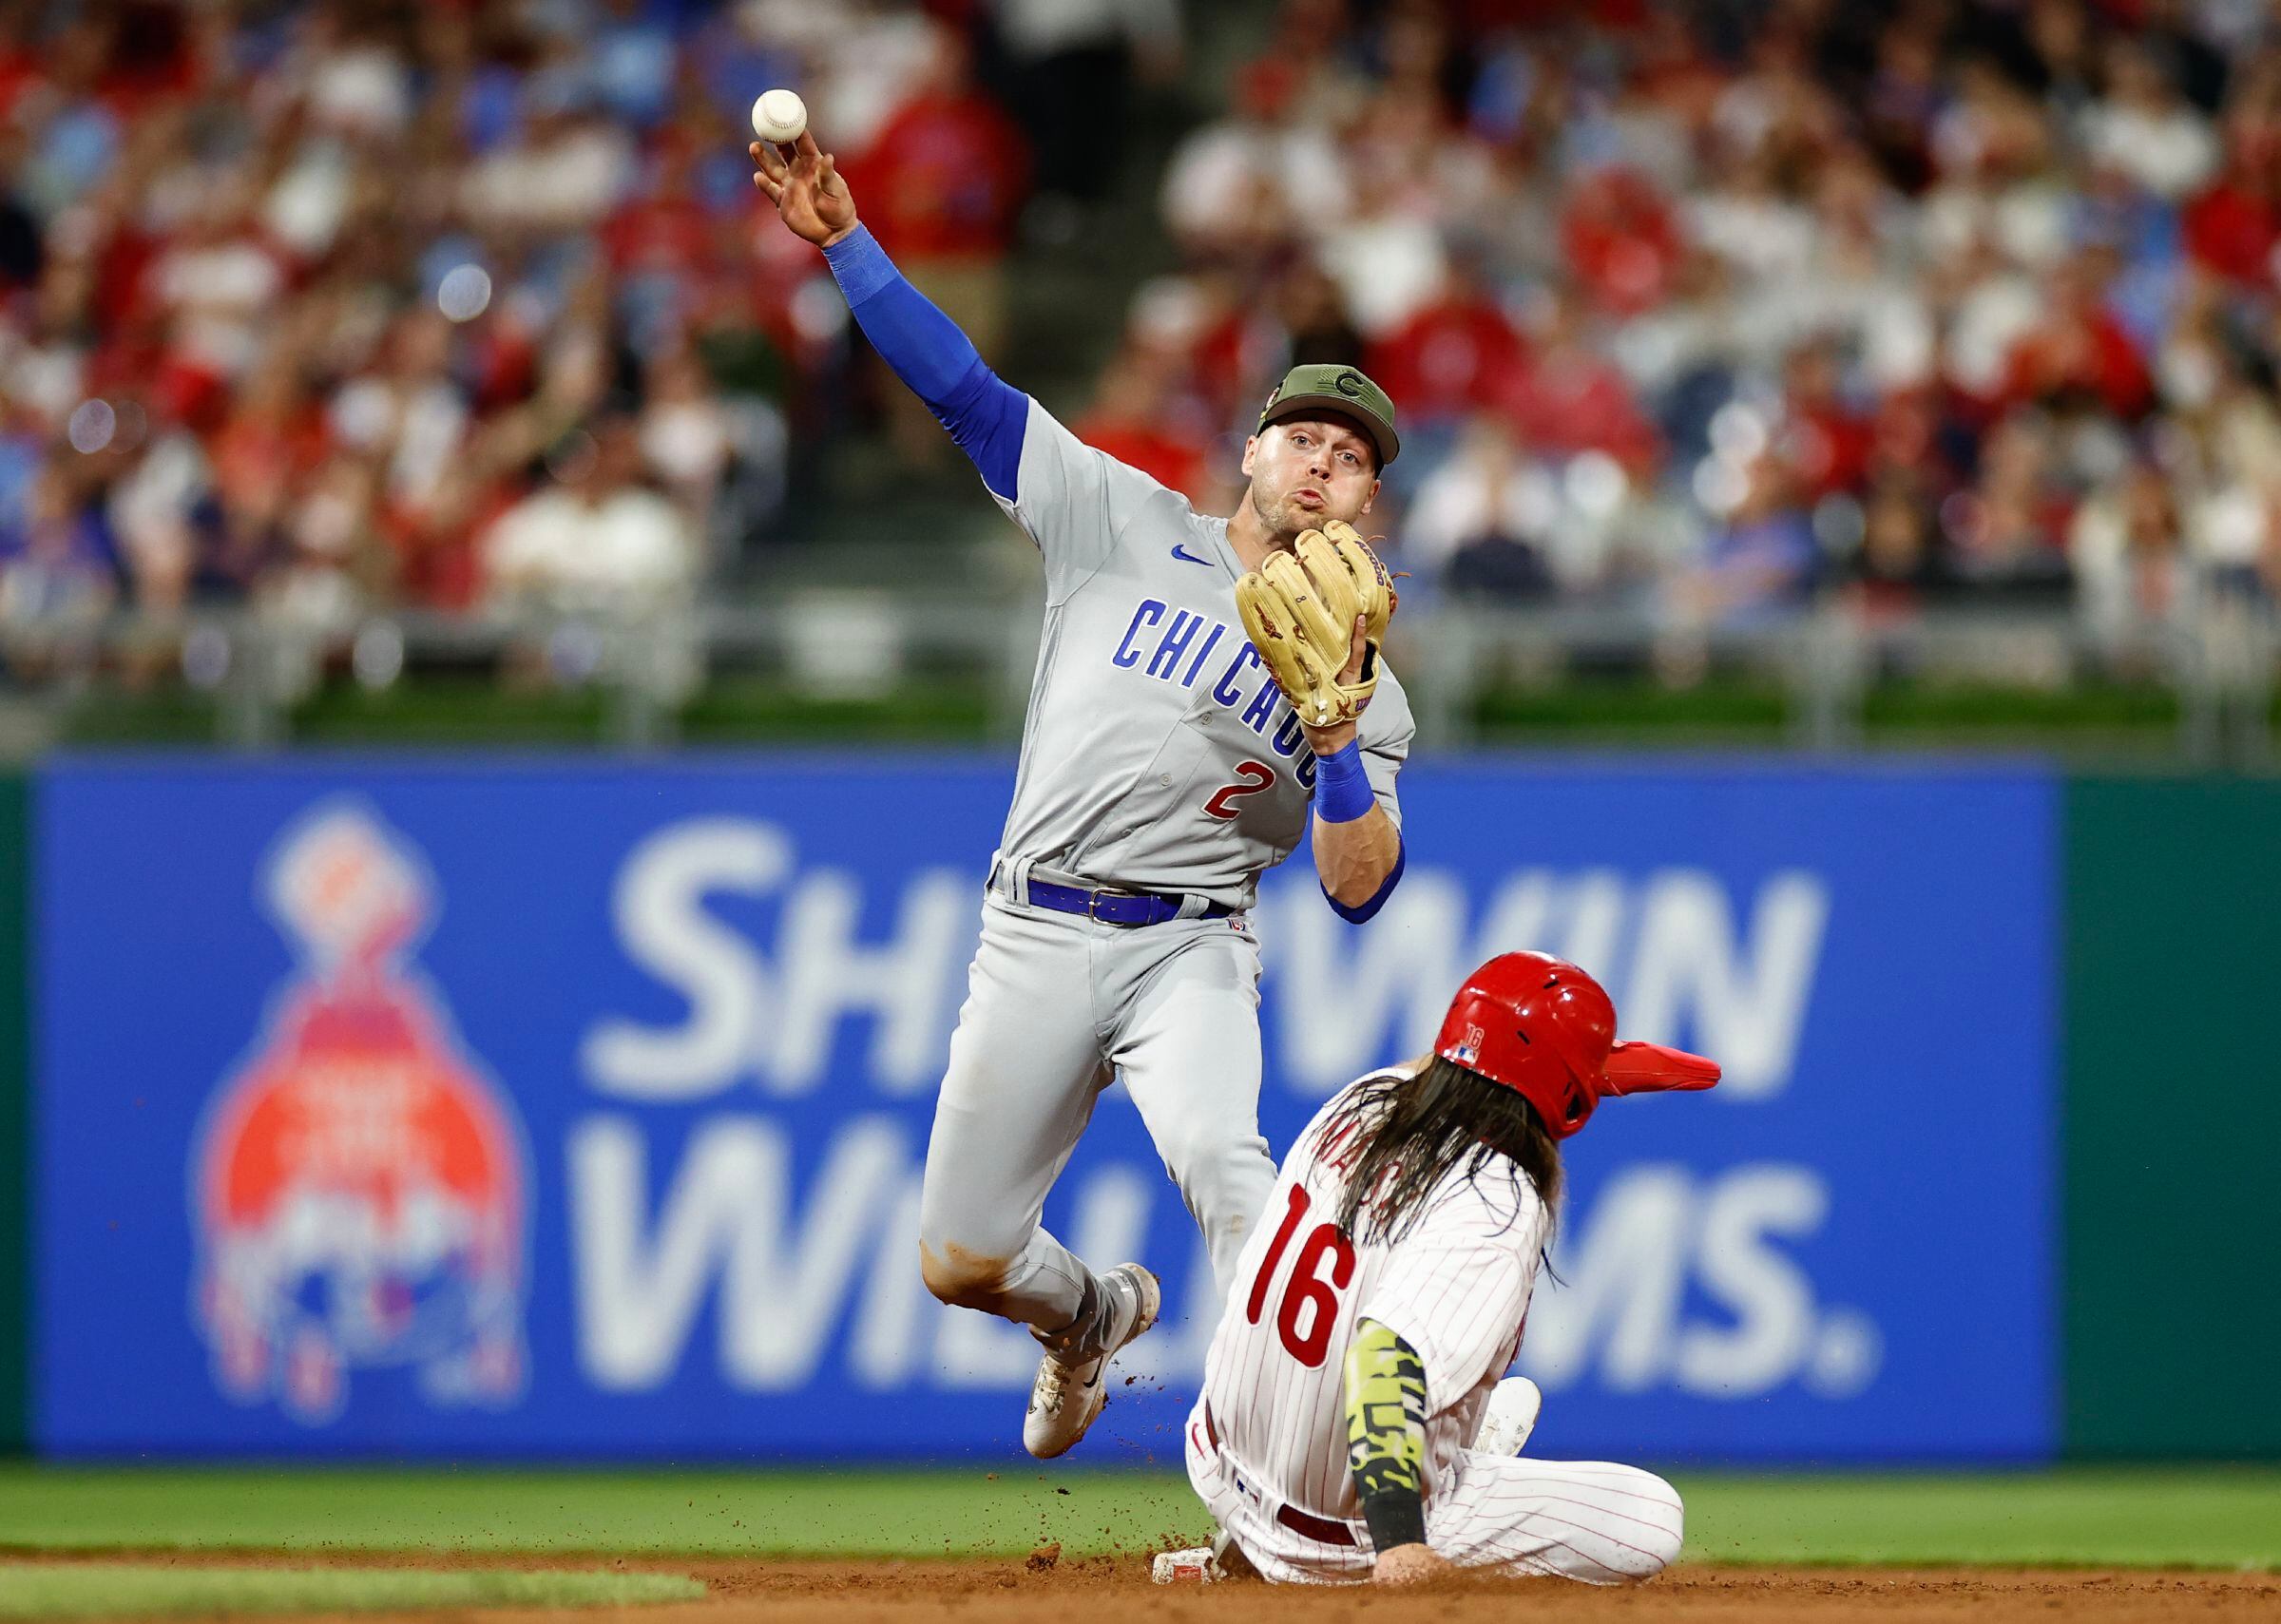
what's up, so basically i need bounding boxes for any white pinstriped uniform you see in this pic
[1185,1067,1686,1585]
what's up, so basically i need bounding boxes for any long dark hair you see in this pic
[1322,1057,1563,1246]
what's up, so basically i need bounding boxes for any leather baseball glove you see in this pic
[1234,521,1396,728]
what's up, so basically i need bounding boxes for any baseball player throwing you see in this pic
[1185,951,1718,1584]
[752,130,1413,1456]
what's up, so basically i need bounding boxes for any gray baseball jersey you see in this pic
[989,398,1412,910]
[819,226,1417,1431]
[912,394,1413,1344]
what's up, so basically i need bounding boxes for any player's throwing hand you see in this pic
[751,130,856,248]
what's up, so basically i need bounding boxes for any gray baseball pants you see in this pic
[917,885,1277,1334]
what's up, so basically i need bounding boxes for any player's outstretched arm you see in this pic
[1345,1318,1451,1583]
[751,131,1026,501]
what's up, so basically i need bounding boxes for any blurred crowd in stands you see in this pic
[0,0,1159,656]
[1097,0,2281,659]
[6,0,2281,678]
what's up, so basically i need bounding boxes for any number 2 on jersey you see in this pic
[1244,1183,1356,1367]
[1202,760,1275,820]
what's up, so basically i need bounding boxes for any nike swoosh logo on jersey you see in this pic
[1171,544,1214,566]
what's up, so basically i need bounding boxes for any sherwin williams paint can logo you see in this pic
[188,802,528,1424]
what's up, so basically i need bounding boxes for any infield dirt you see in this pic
[10,1551,2280,1623]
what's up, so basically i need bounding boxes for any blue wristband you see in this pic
[821,224,897,305]
[1313,741,1374,824]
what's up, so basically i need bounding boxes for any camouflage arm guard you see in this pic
[1345,1317,1428,1552]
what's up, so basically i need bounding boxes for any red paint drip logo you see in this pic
[190,803,527,1424]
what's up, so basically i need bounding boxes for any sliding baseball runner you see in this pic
[752,131,1414,1456]
[1182,952,1719,1584]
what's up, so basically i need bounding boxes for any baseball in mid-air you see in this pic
[751,88,808,144]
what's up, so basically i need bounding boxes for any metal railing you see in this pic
[1401,599,2279,762]
[0,593,2271,762]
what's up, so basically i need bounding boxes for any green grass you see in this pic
[0,1567,700,1618]
[0,1468,1207,1559]
[1678,1470,2281,1569]
[0,1467,2274,1570]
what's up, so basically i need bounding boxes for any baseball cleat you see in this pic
[1023,1262,1160,1459]
[1473,1374,1543,1457]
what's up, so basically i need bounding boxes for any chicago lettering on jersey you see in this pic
[1111,596,1320,784]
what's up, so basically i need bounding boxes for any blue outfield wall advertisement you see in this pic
[34,755,2058,1463]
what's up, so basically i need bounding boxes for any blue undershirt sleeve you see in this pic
[1325,838,1405,925]
[821,225,1027,503]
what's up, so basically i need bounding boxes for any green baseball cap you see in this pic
[1256,363,1401,467]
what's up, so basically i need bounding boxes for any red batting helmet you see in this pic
[1433,951,1719,1139]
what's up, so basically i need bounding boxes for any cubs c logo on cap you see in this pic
[1256,363,1402,466]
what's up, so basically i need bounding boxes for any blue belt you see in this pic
[1025,878,1234,927]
